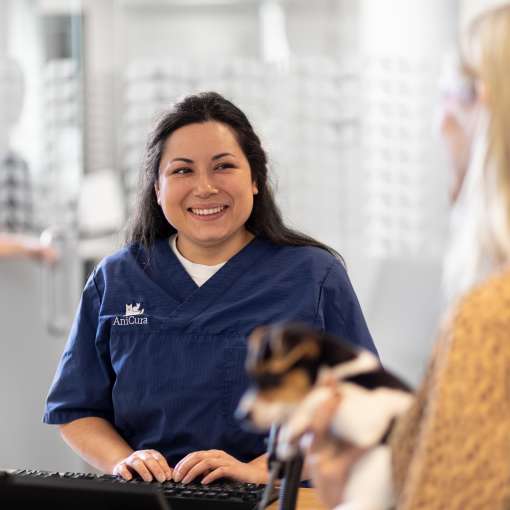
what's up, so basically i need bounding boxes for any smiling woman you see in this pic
[155,121,257,264]
[43,91,377,488]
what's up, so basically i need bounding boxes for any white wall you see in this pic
[349,0,459,385]
[82,0,116,173]
[5,0,44,174]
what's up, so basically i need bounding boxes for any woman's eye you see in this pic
[215,163,234,171]
[172,167,192,175]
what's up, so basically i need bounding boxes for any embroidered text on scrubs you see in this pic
[113,316,148,326]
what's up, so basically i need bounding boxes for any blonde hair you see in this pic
[443,5,510,304]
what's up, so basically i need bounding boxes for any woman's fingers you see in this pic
[113,450,172,482]
[173,450,245,484]
[128,457,154,482]
[201,465,230,485]
[180,459,215,484]
[174,451,207,482]
[200,457,267,485]
[174,451,225,482]
[147,450,173,480]
[311,391,342,437]
[179,457,242,485]
[113,462,133,481]
[305,441,368,509]
[137,451,169,482]
[173,451,199,482]
[174,450,268,485]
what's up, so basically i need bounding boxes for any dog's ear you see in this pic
[246,326,272,371]
[249,326,267,351]
[273,326,287,358]
[280,325,321,358]
[258,338,321,375]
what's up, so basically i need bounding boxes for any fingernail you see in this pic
[157,476,165,483]
[181,476,190,484]
[173,472,182,482]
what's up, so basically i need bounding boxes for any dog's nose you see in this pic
[235,389,263,432]
[235,390,254,421]
[234,405,252,423]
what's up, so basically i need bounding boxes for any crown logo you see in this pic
[125,303,144,317]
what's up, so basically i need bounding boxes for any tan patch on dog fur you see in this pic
[248,326,267,351]
[258,369,313,404]
[250,339,320,375]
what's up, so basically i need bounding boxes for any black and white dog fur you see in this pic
[237,323,414,510]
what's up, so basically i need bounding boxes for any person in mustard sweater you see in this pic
[300,4,510,509]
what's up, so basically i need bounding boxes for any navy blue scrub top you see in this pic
[44,237,376,467]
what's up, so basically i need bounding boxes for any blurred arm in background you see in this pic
[0,233,57,263]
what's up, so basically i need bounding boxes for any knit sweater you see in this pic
[390,269,510,509]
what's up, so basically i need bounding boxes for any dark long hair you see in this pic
[127,91,341,259]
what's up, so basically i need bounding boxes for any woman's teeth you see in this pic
[191,206,225,216]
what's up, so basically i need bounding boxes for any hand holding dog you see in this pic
[302,382,367,509]
[172,450,268,485]
[112,449,173,482]
[279,373,340,455]
[306,439,367,510]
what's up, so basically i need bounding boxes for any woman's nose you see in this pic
[193,174,219,197]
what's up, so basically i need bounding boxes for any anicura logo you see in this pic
[113,303,148,326]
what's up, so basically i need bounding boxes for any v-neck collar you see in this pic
[150,236,270,310]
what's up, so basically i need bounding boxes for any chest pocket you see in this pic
[109,318,234,404]
[108,318,264,461]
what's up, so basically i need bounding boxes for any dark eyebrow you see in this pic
[168,153,234,164]
[212,152,235,161]
[170,157,194,164]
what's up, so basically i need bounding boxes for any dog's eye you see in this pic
[261,340,273,361]
[255,373,283,390]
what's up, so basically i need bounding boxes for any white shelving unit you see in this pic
[120,57,360,253]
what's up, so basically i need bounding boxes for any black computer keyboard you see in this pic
[2,469,279,510]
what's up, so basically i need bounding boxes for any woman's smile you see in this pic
[188,204,229,220]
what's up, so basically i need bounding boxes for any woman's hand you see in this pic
[173,450,268,485]
[301,377,367,509]
[306,439,366,509]
[112,449,173,482]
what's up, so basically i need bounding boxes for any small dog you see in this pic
[237,323,413,510]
